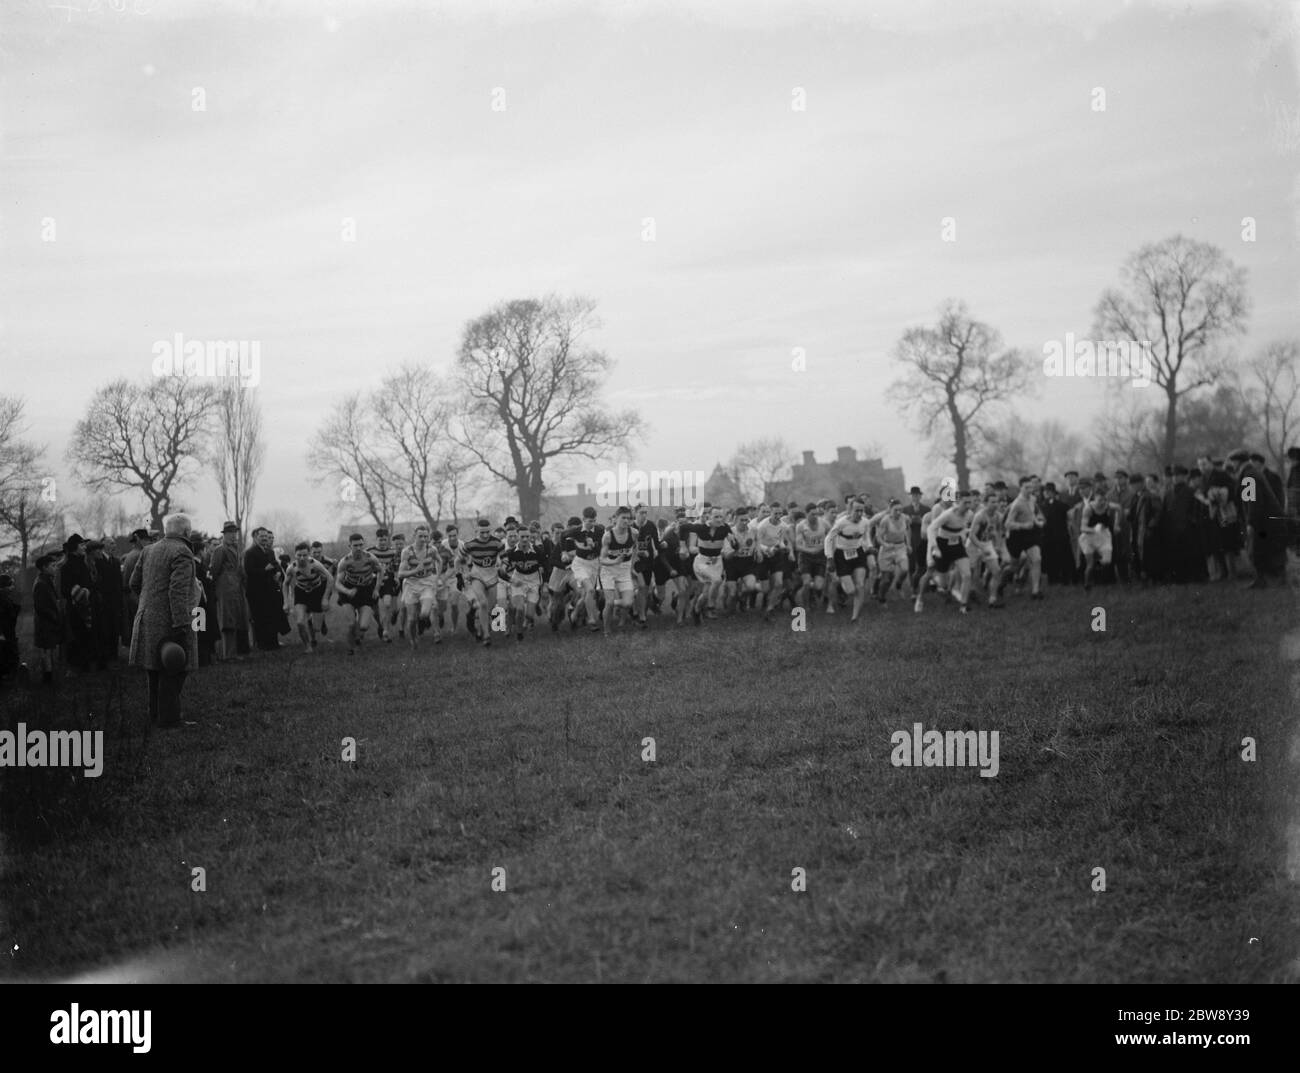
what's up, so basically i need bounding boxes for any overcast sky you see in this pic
[2,0,1298,537]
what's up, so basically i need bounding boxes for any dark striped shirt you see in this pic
[459,535,504,569]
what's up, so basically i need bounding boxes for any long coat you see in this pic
[33,574,63,649]
[209,541,249,631]
[129,536,199,671]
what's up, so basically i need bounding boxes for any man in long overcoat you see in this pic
[209,521,248,661]
[129,514,199,727]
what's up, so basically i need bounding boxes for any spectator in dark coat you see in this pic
[129,514,200,727]
[1287,446,1300,550]
[0,575,20,679]
[1039,483,1073,585]
[1230,451,1287,587]
[120,529,152,646]
[1137,474,1166,582]
[87,539,122,667]
[243,527,284,651]
[32,553,63,686]
[59,533,95,673]
[1162,466,1206,582]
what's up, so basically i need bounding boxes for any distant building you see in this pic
[766,447,907,507]
[701,464,744,508]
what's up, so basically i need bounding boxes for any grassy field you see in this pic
[1,582,1297,983]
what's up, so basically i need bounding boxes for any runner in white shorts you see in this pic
[398,525,443,648]
[1079,489,1115,592]
[965,491,1008,608]
[599,507,638,635]
[689,506,732,623]
[869,499,911,602]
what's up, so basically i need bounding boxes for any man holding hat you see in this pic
[129,513,198,727]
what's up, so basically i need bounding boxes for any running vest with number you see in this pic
[367,544,398,579]
[604,528,637,562]
[564,526,604,560]
[876,514,908,544]
[505,548,543,576]
[1084,505,1112,532]
[969,512,995,543]
[339,555,379,588]
[460,535,504,569]
[291,563,327,593]
[402,545,439,578]
[730,529,757,558]
[694,524,731,558]
[755,518,788,553]
[794,523,825,554]
[829,519,869,552]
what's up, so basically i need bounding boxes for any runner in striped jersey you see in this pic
[283,542,334,650]
[335,533,385,653]
[367,528,399,644]
[457,519,505,646]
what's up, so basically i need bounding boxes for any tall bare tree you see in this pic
[371,366,474,530]
[727,436,796,504]
[0,399,61,566]
[454,295,645,522]
[215,382,265,533]
[1241,339,1300,476]
[309,393,402,527]
[66,376,217,532]
[887,300,1032,491]
[1093,235,1250,465]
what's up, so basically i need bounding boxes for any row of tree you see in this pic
[888,235,1295,489]
[0,295,644,566]
[2,236,1292,566]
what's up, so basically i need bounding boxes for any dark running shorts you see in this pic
[293,586,324,613]
[339,584,377,609]
[1006,529,1042,558]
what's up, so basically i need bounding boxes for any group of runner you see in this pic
[277,477,1070,653]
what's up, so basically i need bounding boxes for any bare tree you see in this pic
[977,415,1086,483]
[728,436,796,503]
[0,400,61,566]
[371,366,473,530]
[309,393,402,527]
[64,492,118,539]
[454,295,646,521]
[215,382,265,533]
[254,508,309,550]
[1093,235,1250,465]
[66,376,217,531]
[887,300,1032,491]
[1241,340,1300,476]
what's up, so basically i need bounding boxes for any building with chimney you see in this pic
[765,447,907,506]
